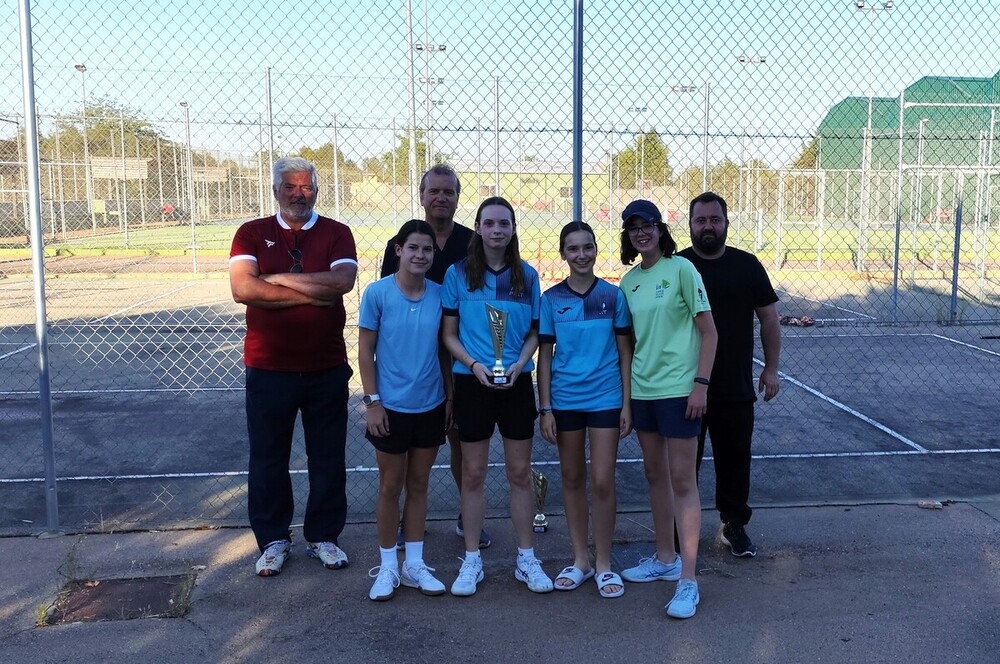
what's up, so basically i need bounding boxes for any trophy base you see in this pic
[491,375,509,386]
[533,515,548,533]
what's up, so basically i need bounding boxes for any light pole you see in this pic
[179,101,198,273]
[74,63,95,231]
[737,55,767,248]
[628,105,648,196]
[854,0,894,271]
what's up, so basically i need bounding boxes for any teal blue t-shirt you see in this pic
[358,276,445,413]
[539,278,632,411]
[441,259,540,375]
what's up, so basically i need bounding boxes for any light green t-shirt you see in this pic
[620,255,711,399]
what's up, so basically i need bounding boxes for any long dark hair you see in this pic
[392,218,437,250]
[620,221,677,265]
[558,221,597,253]
[466,196,525,296]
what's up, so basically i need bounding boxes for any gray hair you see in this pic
[419,163,461,196]
[272,157,318,190]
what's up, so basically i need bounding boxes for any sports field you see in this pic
[2,215,999,535]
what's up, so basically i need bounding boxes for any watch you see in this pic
[362,393,381,407]
[538,406,553,415]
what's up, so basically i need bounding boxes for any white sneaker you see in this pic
[514,556,554,593]
[666,579,700,619]
[450,556,484,597]
[368,565,400,601]
[401,561,446,596]
[255,540,290,577]
[306,541,349,570]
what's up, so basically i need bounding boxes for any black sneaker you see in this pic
[720,523,757,558]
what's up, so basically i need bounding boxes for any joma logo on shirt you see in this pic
[556,307,572,315]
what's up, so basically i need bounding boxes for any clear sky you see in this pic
[3,0,998,170]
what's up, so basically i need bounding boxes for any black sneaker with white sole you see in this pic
[720,523,757,558]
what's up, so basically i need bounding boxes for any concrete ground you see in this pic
[2,500,999,663]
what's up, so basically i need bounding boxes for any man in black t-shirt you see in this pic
[678,192,781,558]
[379,164,490,549]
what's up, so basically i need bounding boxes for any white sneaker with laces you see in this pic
[368,565,400,601]
[666,578,700,619]
[450,556,484,597]
[514,556,554,593]
[255,540,290,577]
[306,541,349,569]
[401,561,446,596]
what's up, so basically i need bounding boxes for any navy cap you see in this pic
[621,199,662,226]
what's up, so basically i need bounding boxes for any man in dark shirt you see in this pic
[379,164,489,549]
[678,191,781,558]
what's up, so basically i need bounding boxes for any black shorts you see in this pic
[632,397,701,438]
[365,401,447,455]
[453,372,537,441]
[552,408,620,432]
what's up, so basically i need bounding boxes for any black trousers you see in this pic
[245,364,351,551]
[696,400,755,527]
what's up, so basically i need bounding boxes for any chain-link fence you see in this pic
[2,1,998,535]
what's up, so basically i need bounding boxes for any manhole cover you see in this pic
[44,573,196,625]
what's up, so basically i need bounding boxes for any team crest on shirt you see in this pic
[697,287,707,304]
[655,279,671,299]
[265,239,275,248]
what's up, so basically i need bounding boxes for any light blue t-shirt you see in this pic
[358,275,445,413]
[539,278,632,411]
[441,259,541,375]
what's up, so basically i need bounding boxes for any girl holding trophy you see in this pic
[537,221,634,599]
[358,220,451,601]
[441,196,553,597]
[618,200,717,619]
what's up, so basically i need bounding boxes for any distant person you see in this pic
[379,164,490,550]
[619,199,717,619]
[442,196,553,597]
[678,191,780,558]
[229,157,357,577]
[359,220,451,601]
[538,221,633,598]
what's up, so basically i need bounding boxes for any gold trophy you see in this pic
[531,468,549,532]
[485,304,509,385]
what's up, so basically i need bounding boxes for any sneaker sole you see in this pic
[401,577,447,596]
[369,588,396,601]
[666,603,698,619]
[514,569,554,594]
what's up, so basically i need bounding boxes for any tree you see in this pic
[790,137,819,170]
[295,143,361,182]
[612,129,673,189]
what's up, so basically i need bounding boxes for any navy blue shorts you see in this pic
[631,397,701,439]
[552,408,620,432]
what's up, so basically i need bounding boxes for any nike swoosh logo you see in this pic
[556,307,571,314]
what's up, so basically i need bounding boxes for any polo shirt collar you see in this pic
[276,210,318,230]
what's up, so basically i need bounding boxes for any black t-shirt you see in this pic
[380,222,475,285]
[678,246,778,403]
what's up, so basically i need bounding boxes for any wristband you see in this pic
[538,406,553,415]
[469,361,479,372]
[693,377,710,386]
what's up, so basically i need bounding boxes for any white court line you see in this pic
[3,448,999,484]
[95,284,196,321]
[775,288,876,320]
[754,358,928,453]
[931,333,1000,359]
[0,344,36,361]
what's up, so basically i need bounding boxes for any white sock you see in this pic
[379,546,398,570]
[464,549,481,563]
[517,547,536,563]
[404,541,424,567]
